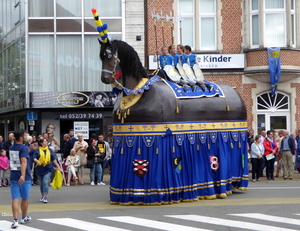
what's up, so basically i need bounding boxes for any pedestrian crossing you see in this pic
[1,213,300,231]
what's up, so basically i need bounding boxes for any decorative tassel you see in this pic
[120,147,124,154]
[197,144,200,151]
[127,108,130,115]
[123,112,127,119]
[121,117,124,123]
[230,143,234,148]
[118,112,121,120]
[172,146,175,153]
[238,142,241,148]
[156,147,159,154]
[116,109,120,115]
[176,106,179,114]
[138,148,141,155]
[226,105,230,111]
[208,143,210,149]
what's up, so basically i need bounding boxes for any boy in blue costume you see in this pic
[175,44,188,66]
[184,45,196,66]
[184,45,213,92]
[159,46,174,69]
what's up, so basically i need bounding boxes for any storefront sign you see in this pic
[57,92,89,107]
[196,54,244,69]
[30,91,117,108]
[74,121,89,139]
[59,113,103,119]
[148,54,245,70]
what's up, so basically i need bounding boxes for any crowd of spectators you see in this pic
[248,129,300,181]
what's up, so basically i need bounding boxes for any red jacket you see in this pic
[263,138,278,156]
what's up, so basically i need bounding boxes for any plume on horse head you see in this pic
[99,40,148,85]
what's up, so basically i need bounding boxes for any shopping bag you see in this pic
[52,170,63,190]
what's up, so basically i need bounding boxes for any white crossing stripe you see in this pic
[0,220,44,231]
[99,216,212,231]
[165,215,299,231]
[39,218,130,231]
[230,213,300,226]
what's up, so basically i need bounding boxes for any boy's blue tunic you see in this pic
[175,54,188,66]
[159,55,174,68]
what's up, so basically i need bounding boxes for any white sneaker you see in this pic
[11,220,18,228]
[90,182,95,186]
[20,216,31,224]
[99,182,106,185]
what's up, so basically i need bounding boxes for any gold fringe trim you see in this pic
[138,148,141,155]
[109,190,236,206]
[120,147,123,154]
[156,148,159,154]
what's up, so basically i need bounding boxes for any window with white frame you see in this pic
[250,0,295,48]
[264,0,286,47]
[178,0,216,50]
[250,0,259,46]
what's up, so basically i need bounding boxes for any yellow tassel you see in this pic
[121,117,124,123]
[208,143,210,149]
[116,109,120,115]
[120,147,124,154]
[124,112,127,119]
[238,142,241,148]
[197,144,200,151]
[127,108,130,115]
[118,112,121,120]
[230,143,234,148]
[226,105,230,111]
[172,146,175,153]
[138,148,141,155]
[156,148,159,154]
[176,106,179,114]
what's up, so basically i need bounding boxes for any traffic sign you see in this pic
[27,111,38,120]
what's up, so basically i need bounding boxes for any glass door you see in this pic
[257,113,289,134]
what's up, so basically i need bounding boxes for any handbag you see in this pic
[99,152,106,159]
[86,158,94,168]
[94,156,102,164]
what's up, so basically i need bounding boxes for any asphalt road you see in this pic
[1,172,300,231]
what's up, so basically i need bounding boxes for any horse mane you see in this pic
[100,40,148,82]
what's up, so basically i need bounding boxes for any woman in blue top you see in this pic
[33,138,61,203]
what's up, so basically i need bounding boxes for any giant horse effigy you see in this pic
[92,9,248,205]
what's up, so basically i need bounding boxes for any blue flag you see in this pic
[267,47,281,96]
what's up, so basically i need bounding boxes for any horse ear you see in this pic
[98,38,103,45]
[98,38,111,46]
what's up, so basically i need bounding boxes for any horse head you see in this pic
[99,40,148,89]
[99,40,120,85]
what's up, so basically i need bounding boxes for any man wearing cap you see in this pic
[73,133,88,184]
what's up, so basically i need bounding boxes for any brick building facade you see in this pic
[143,0,300,134]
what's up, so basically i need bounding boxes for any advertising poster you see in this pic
[41,120,61,152]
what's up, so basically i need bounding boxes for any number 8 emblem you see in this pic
[210,156,219,171]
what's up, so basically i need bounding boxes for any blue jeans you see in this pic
[295,154,300,169]
[90,163,102,183]
[37,172,52,194]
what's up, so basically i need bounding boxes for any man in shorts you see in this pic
[9,130,32,228]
